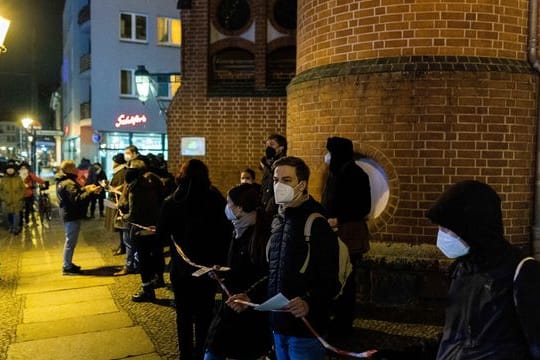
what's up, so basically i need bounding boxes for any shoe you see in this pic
[100,213,105,217]
[113,248,126,256]
[151,276,166,289]
[132,287,155,302]
[63,264,82,275]
[113,267,134,276]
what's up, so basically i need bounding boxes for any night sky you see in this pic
[0,0,65,126]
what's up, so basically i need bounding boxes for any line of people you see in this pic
[53,132,540,360]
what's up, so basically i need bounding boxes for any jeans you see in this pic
[122,229,138,271]
[273,333,325,360]
[203,350,259,360]
[63,220,81,269]
[7,212,20,232]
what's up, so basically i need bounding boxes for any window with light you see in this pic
[157,17,181,46]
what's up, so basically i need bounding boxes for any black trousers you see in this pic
[171,264,216,360]
[21,196,35,223]
[132,233,164,284]
[330,254,362,335]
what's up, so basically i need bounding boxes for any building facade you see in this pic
[167,0,294,191]
[62,0,181,176]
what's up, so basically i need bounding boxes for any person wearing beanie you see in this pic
[427,180,540,359]
[321,136,371,337]
[0,161,25,234]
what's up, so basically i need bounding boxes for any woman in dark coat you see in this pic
[427,180,540,360]
[158,159,231,360]
[204,183,272,360]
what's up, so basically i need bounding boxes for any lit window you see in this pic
[120,69,135,96]
[120,13,147,42]
[157,75,181,99]
[157,17,181,46]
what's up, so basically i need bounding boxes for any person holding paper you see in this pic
[229,156,340,360]
[204,183,272,360]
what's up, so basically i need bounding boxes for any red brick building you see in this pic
[168,0,295,191]
[169,0,538,251]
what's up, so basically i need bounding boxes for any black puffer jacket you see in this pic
[267,197,340,337]
[428,180,540,360]
[55,171,92,222]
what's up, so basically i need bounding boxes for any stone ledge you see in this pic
[290,56,534,86]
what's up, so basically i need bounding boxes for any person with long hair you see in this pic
[158,159,231,359]
[204,183,272,360]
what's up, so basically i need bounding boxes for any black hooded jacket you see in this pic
[427,180,540,360]
[321,137,371,223]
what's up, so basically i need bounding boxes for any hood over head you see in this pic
[427,180,509,261]
[326,137,354,174]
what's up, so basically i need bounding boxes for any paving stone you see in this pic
[24,298,119,323]
[7,326,155,360]
[17,312,133,342]
[25,286,111,308]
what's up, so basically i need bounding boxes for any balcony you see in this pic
[78,5,90,25]
[80,53,91,73]
[80,102,91,120]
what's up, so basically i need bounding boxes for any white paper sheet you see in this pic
[255,293,289,311]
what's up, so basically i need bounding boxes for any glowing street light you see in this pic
[21,117,34,129]
[0,16,11,53]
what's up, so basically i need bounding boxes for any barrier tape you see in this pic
[169,234,378,358]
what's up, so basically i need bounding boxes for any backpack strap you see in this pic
[299,213,325,274]
[513,256,535,306]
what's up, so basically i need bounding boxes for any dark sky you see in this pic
[0,0,65,126]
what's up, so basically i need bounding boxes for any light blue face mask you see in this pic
[436,229,470,258]
[224,205,238,221]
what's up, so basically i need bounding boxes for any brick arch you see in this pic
[209,38,256,57]
[267,37,295,54]
[210,0,254,37]
[267,0,296,35]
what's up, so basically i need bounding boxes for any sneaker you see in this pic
[63,264,82,275]
[113,266,135,276]
[132,288,155,302]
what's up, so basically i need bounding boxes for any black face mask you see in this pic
[265,146,277,159]
[125,168,140,183]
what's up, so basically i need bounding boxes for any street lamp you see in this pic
[21,117,38,173]
[134,65,181,117]
[0,16,11,53]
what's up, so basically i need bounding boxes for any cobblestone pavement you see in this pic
[0,211,442,360]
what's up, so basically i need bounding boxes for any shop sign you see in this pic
[115,114,147,128]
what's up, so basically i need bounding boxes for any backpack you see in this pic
[300,213,353,299]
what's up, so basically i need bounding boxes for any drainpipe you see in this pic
[528,0,540,259]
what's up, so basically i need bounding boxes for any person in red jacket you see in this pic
[19,162,45,226]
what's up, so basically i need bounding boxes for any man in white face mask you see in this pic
[427,180,540,359]
[265,156,340,360]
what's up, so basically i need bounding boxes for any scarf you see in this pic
[232,211,257,239]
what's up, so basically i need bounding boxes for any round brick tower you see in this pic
[288,0,537,245]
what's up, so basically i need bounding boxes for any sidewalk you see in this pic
[0,215,176,360]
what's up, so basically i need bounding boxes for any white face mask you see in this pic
[20,169,29,178]
[324,152,331,165]
[274,182,301,204]
[124,154,132,162]
[436,229,470,259]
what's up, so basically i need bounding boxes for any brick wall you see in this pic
[288,59,537,246]
[167,0,287,194]
[297,0,528,74]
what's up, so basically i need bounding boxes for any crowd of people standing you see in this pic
[4,131,539,359]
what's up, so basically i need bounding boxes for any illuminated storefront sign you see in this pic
[115,114,148,128]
